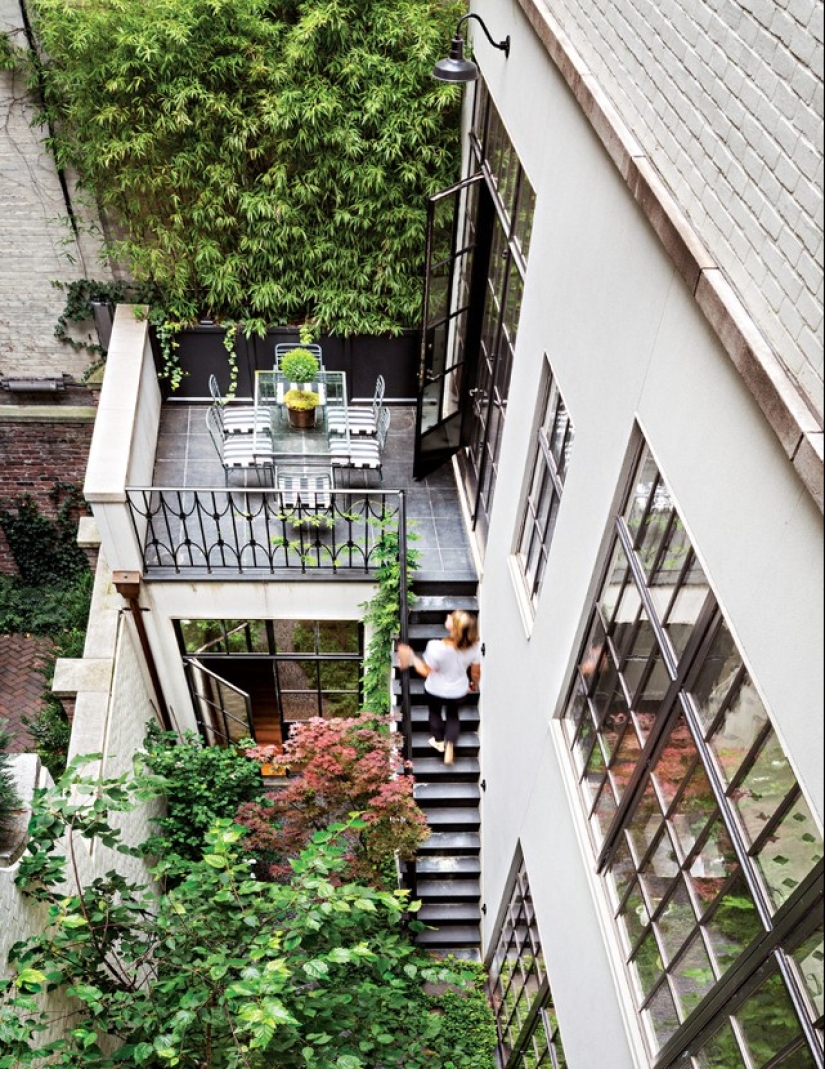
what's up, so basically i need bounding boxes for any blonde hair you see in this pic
[450,610,479,651]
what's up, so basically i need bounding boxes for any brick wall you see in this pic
[0,410,95,574]
[542,0,823,414]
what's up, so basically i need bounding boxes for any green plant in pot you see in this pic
[282,387,321,429]
[279,348,322,428]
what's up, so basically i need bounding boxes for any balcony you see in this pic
[84,307,476,583]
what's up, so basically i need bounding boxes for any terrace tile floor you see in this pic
[153,404,477,581]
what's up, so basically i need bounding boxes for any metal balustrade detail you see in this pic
[126,487,402,576]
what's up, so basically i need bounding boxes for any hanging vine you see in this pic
[360,517,419,716]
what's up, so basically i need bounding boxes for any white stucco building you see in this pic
[9,0,821,1066]
[431,1,822,1065]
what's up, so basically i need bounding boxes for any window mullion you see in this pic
[503,976,551,1069]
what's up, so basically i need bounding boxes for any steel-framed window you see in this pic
[514,365,573,611]
[176,618,363,720]
[562,440,824,1067]
[488,855,569,1068]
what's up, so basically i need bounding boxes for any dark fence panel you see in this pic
[166,326,421,403]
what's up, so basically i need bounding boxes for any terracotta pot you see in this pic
[287,406,316,429]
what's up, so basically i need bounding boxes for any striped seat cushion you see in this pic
[277,471,332,507]
[222,438,274,467]
[220,406,271,435]
[327,408,377,435]
[329,441,381,469]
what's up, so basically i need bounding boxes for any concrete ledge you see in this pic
[77,516,101,548]
[51,657,113,697]
[517,0,824,512]
[0,406,97,422]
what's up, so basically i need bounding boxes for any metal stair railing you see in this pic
[396,490,416,899]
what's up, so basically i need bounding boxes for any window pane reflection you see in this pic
[489,858,568,1069]
[564,441,822,1063]
[791,927,824,1020]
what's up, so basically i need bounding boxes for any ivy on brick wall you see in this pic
[0,487,92,780]
[0,485,88,586]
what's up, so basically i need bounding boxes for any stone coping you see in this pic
[0,406,97,422]
[517,0,823,512]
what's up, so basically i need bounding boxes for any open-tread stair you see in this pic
[397,577,482,961]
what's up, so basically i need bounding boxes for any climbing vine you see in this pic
[361,518,419,715]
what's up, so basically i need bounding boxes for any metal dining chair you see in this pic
[208,374,271,437]
[276,467,334,528]
[329,407,390,485]
[326,374,385,437]
[206,406,274,486]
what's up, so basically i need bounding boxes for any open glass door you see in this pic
[186,659,254,746]
[414,172,491,479]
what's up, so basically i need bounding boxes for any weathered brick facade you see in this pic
[0,409,96,574]
[533,0,823,413]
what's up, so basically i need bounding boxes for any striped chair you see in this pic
[208,375,271,437]
[276,468,334,527]
[326,374,385,437]
[330,407,390,485]
[206,406,274,486]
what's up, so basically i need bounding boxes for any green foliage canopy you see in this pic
[0,760,487,1068]
[29,0,465,333]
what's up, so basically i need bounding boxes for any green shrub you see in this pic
[0,571,92,636]
[428,960,498,1068]
[22,699,70,782]
[139,724,262,863]
[27,0,465,334]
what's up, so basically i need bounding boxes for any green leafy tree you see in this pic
[28,0,465,333]
[0,760,479,1068]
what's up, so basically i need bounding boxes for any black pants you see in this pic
[427,693,461,744]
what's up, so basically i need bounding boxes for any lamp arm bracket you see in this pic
[455,13,511,57]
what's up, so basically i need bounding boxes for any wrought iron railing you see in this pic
[126,487,403,576]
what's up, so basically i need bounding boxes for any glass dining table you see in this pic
[253,370,349,487]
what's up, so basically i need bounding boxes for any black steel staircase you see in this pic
[397,575,482,961]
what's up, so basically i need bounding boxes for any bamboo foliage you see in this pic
[29,0,465,332]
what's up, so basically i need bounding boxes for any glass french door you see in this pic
[414,172,493,479]
[460,214,523,545]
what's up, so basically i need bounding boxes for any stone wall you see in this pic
[528,0,823,414]
[0,406,96,574]
[0,539,163,1049]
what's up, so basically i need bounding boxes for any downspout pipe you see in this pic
[112,570,173,733]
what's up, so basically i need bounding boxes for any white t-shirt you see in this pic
[423,639,482,699]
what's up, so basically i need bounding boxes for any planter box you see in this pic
[158,325,421,403]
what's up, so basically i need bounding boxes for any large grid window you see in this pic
[488,856,569,1068]
[514,366,573,610]
[562,441,823,1067]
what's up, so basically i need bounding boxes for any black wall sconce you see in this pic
[432,13,510,83]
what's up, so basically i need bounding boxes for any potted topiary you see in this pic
[279,348,322,429]
[282,387,321,428]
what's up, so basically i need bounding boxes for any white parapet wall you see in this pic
[84,304,163,575]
